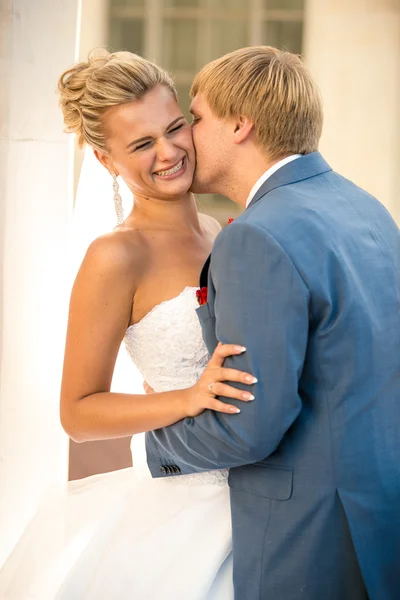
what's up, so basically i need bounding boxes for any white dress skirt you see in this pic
[0,287,233,600]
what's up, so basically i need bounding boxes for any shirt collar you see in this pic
[245,154,302,208]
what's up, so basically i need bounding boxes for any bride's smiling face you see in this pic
[96,85,195,201]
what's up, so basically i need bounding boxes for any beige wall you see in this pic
[304,0,400,223]
[0,0,80,566]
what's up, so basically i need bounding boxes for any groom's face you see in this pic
[189,94,232,195]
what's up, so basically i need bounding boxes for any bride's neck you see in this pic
[128,192,200,232]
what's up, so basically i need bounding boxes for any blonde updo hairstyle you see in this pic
[58,49,177,154]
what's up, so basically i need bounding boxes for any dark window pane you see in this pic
[265,0,303,9]
[112,0,145,7]
[212,0,249,10]
[264,20,303,54]
[209,19,249,58]
[163,19,198,72]
[164,0,199,7]
[110,19,144,55]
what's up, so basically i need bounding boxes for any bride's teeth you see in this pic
[155,159,183,177]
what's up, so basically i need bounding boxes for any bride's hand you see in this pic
[183,343,256,418]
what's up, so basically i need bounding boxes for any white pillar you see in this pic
[73,0,110,196]
[0,0,80,565]
[303,0,400,223]
[79,0,109,59]
[144,0,163,64]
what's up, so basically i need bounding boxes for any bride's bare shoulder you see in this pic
[79,228,149,282]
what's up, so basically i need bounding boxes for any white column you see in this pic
[303,0,400,223]
[144,0,163,64]
[74,0,110,197]
[79,0,109,59]
[0,0,80,566]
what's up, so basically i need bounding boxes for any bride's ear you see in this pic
[93,149,119,177]
[233,116,254,145]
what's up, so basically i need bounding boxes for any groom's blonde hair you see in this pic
[191,46,323,159]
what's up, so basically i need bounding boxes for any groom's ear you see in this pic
[93,149,119,177]
[232,116,254,145]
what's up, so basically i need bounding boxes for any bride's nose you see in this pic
[156,138,178,163]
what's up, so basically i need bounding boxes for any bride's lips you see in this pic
[153,156,187,181]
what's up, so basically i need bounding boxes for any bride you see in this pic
[0,50,256,599]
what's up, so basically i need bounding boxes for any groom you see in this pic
[146,46,400,599]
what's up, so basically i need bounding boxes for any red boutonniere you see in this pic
[228,218,235,225]
[196,287,208,306]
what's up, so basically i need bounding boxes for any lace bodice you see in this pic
[125,287,209,392]
[124,286,228,486]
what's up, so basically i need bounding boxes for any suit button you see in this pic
[172,465,181,474]
[165,465,172,474]
[160,466,167,475]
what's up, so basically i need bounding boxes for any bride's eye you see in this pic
[134,141,152,151]
[190,117,200,127]
[168,124,184,134]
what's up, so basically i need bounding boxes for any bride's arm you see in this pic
[60,234,253,443]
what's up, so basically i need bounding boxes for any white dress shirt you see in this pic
[245,154,302,208]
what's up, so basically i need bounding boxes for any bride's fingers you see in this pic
[207,398,243,414]
[208,343,246,367]
[215,367,258,386]
[209,382,255,401]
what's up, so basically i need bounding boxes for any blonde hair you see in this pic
[58,49,177,152]
[191,46,323,159]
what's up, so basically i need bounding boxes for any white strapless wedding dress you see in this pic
[0,287,233,599]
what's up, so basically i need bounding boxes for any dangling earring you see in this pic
[111,172,124,225]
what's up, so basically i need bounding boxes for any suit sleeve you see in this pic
[146,221,309,476]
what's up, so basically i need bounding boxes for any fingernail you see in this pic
[243,393,255,401]
[245,375,258,383]
[230,407,241,413]
[234,346,246,353]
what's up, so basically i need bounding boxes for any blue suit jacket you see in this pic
[146,152,400,599]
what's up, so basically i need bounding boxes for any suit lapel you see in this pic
[199,254,211,288]
[248,152,332,209]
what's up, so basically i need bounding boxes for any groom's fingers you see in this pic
[208,343,247,366]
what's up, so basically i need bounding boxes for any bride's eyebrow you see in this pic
[126,116,185,150]
[166,116,185,129]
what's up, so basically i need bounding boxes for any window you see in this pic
[109,0,304,222]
